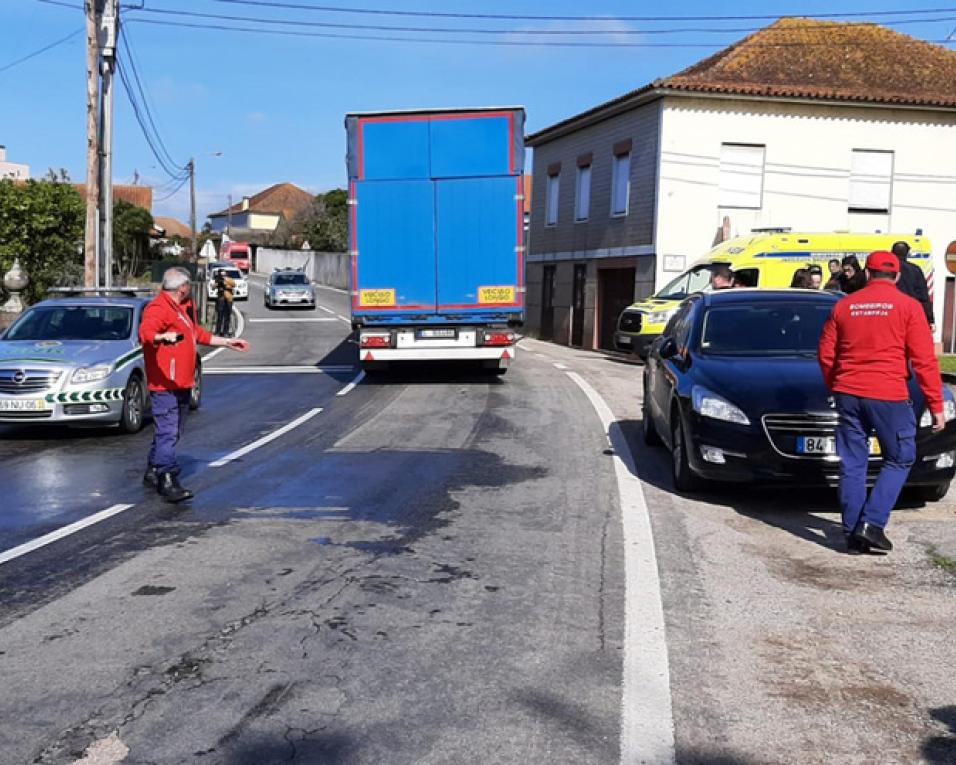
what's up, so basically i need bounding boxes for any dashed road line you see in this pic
[0,504,135,566]
[336,370,366,396]
[319,306,335,314]
[209,407,324,468]
[553,362,569,370]
[203,365,354,375]
[336,315,352,325]
[565,371,676,765]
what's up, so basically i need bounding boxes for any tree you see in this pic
[0,179,84,305]
[112,199,154,280]
[293,189,348,252]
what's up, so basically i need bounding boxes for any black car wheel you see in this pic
[915,481,950,502]
[641,379,661,446]
[671,410,701,493]
[119,374,146,434]
[189,359,202,410]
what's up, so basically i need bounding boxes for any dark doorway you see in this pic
[540,265,556,341]
[571,263,587,347]
[598,267,636,350]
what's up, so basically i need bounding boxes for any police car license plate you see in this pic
[797,436,881,456]
[0,398,49,412]
[617,335,632,345]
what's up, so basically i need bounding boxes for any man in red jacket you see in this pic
[140,267,250,502]
[818,251,944,553]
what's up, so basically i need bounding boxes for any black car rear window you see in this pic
[700,303,833,356]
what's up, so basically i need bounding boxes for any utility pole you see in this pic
[188,158,197,259]
[83,0,100,288]
[99,0,119,288]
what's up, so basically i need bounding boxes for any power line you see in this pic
[0,27,82,75]
[155,173,189,200]
[129,6,956,36]
[124,17,956,48]
[207,0,956,22]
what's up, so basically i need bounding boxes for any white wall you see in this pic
[655,96,956,332]
[0,160,30,180]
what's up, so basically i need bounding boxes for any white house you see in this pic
[526,18,956,350]
[0,145,30,180]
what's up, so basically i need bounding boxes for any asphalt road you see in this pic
[0,279,632,764]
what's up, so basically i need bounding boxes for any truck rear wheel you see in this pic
[362,361,388,376]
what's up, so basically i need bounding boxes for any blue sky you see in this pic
[2,0,954,223]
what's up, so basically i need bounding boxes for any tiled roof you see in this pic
[528,18,956,144]
[152,216,192,239]
[209,182,313,222]
[73,183,153,211]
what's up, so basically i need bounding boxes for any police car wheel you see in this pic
[642,391,662,447]
[671,409,702,493]
[120,375,146,434]
[189,360,202,410]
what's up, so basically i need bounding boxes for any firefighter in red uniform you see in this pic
[140,267,250,502]
[818,251,944,553]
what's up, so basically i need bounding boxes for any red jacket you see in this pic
[139,291,212,392]
[818,279,943,413]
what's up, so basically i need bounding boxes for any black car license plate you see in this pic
[417,328,457,339]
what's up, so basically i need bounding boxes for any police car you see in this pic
[206,263,249,301]
[264,268,316,309]
[0,291,202,432]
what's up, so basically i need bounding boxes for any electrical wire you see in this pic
[154,173,189,200]
[207,0,956,23]
[0,27,83,74]
[129,6,956,36]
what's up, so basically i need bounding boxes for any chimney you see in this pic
[0,146,6,162]
[241,196,250,211]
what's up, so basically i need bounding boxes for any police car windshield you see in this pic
[6,306,133,342]
[215,269,242,280]
[274,274,307,285]
[656,265,714,300]
[700,303,832,356]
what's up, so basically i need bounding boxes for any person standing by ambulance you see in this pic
[140,267,250,502]
[818,251,944,553]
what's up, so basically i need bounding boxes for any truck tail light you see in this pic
[482,331,515,347]
[360,333,391,349]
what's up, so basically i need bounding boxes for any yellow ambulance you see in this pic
[615,229,932,357]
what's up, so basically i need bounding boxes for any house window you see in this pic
[545,170,560,227]
[849,149,893,213]
[575,163,591,222]
[611,152,630,217]
[719,143,765,209]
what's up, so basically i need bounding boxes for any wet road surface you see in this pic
[0,279,631,763]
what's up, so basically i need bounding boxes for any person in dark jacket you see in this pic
[790,268,813,289]
[891,241,934,329]
[824,259,842,290]
[818,251,944,555]
[839,255,867,293]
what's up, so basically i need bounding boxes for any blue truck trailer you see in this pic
[345,107,526,373]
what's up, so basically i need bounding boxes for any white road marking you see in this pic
[319,306,335,314]
[336,370,366,396]
[203,365,353,375]
[202,347,225,362]
[0,504,136,567]
[553,362,569,370]
[247,317,339,323]
[209,407,323,467]
[336,315,352,325]
[534,352,548,359]
[314,284,348,294]
[565,371,676,765]
[203,303,245,361]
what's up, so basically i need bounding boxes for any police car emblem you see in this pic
[12,370,26,385]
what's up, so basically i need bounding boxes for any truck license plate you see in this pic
[797,436,881,456]
[0,399,49,412]
[417,328,457,339]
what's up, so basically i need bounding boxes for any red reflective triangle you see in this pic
[364,351,375,361]
[501,349,511,360]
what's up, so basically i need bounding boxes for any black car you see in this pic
[642,289,956,499]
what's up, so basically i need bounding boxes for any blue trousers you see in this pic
[835,393,916,534]
[147,389,190,475]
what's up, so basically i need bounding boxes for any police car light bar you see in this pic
[47,287,154,296]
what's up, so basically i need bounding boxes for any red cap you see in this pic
[865,250,900,274]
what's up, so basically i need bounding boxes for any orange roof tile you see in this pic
[152,216,192,239]
[209,182,313,223]
[73,183,153,211]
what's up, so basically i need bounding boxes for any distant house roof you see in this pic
[73,183,153,211]
[152,216,192,239]
[528,18,956,145]
[208,182,313,223]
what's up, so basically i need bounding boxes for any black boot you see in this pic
[852,522,892,552]
[158,472,193,503]
[143,466,159,487]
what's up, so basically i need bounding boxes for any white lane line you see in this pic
[336,315,352,325]
[203,365,353,375]
[0,504,135,567]
[534,353,548,359]
[336,370,366,396]
[314,284,348,294]
[319,306,335,314]
[247,317,339,323]
[203,347,225,362]
[210,407,323,467]
[553,362,569,370]
[565,371,676,765]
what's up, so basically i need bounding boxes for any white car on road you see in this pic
[206,264,249,301]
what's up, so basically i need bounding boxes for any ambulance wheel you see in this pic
[915,481,950,502]
[120,374,146,434]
